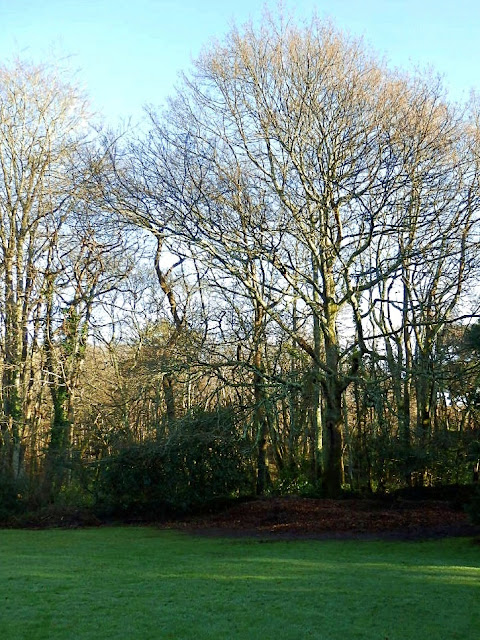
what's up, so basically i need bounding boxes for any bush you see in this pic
[270,461,323,498]
[465,485,480,525]
[0,473,30,524]
[95,408,254,518]
[0,473,27,522]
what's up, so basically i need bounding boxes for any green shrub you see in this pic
[270,460,323,497]
[465,484,480,525]
[96,408,254,518]
[0,473,27,522]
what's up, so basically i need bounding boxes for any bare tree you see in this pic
[0,60,89,480]
[131,16,479,495]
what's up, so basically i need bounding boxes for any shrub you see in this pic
[465,485,480,525]
[0,473,27,522]
[96,408,254,518]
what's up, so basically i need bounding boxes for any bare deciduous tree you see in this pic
[0,60,88,479]
[130,15,480,495]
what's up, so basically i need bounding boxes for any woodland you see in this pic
[1,15,480,522]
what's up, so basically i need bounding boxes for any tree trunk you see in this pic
[323,376,344,497]
[1,255,24,479]
[162,374,176,423]
[322,331,345,497]
[253,302,269,495]
[44,384,72,498]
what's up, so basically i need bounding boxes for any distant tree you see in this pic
[0,60,134,501]
[0,60,89,481]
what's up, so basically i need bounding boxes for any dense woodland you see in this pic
[1,15,480,518]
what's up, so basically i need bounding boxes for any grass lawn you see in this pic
[0,527,478,640]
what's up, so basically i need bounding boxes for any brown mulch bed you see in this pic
[166,497,480,541]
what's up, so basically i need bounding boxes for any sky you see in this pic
[1,0,480,126]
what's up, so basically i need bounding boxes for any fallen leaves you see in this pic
[169,497,480,540]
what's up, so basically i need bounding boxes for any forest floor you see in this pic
[4,492,480,541]
[166,496,480,541]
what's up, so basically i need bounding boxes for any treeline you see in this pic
[1,15,480,518]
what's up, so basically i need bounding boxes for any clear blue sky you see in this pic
[1,0,479,125]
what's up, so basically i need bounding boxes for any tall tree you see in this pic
[131,16,479,495]
[0,60,88,480]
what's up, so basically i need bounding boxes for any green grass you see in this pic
[0,528,478,640]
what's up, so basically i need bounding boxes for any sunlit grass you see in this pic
[0,528,478,639]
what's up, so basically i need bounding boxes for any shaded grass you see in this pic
[0,528,478,639]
